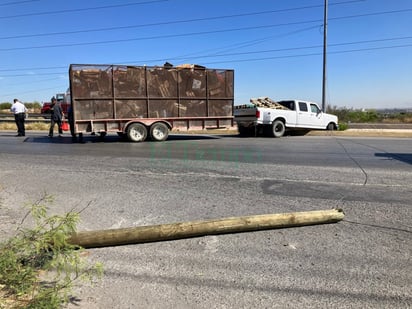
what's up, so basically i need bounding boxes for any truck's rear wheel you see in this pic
[272,120,285,138]
[150,122,169,141]
[127,123,147,142]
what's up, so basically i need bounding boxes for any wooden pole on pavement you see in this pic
[69,209,344,248]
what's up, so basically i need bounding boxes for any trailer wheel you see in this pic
[272,119,285,138]
[150,122,169,141]
[127,123,147,142]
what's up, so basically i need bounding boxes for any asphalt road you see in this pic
[0,131,411,309]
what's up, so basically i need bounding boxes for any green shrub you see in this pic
[338,123,349,131]
[0,102,12,110]
[0,195,103,309]
[25,102,42,109]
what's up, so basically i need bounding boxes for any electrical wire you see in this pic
[2,85,67,97]
[1,7,410,52]
[0,22,323,51]
[335,139,368,186]
[1,35,411,72]
[0,0,39,6]
[0,0,366,40]
[0,0,168,19]
[2,42,411,77]
[200,44,412,65]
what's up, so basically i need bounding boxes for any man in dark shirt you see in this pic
[48,97,63,137]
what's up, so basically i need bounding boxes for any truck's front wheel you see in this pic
[271,120,285,138]
[127,123,147,142]
[327,122,336,130]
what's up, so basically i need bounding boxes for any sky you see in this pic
[0,0,411,109]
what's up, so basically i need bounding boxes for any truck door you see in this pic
[309,103,325,128]
[297,102,324,128]
[296,102,312,127]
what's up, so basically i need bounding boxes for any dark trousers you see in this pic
[14,113,25,136]
[49,118,62,136]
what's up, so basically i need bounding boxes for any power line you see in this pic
[0,12,319,41]
[181,26,320,60]
[202,44,412,65]
[2,85,67,97]
[0,0,39,6]
[1,43,411,77]
[1,72,64,77]
[0,65,66,72]
[180,36,412,60]
[129,35,412,64]
[330,8,412,21]
[3,77,63,86]
[1,7,410,52]
[0,21,323,51]
[1,35,411,72]
[0,0,364,40]
[0,0,168,19]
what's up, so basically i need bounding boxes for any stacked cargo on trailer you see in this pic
[69,63,234,142]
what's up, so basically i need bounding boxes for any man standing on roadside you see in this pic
[10,98,27,137]
[48,97,64,138]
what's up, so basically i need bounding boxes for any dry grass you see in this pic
[0,122,49,131]
[308,129,412,138]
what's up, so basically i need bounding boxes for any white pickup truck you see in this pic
[234,97,339,137]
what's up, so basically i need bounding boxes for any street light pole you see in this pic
[322,0,328,112]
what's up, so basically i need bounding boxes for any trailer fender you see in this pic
[123,119,172,132]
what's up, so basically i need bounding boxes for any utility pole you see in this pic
[322,0,328,112]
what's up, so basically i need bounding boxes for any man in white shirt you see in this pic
[10,98,28,136]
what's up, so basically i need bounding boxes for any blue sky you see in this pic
[0,0,411,109]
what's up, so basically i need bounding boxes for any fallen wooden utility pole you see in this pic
[69,209,344,248]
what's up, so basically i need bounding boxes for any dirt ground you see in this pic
[174,127,412,138]
[307,129,412,138]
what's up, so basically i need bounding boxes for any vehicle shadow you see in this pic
[375,153,412,165]
[24,133,222,144]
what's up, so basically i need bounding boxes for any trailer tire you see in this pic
[272,119,285,138]
[150,122,169,141]
[127,123,147,142]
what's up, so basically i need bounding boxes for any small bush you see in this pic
[338,123,349,131]
[25,102,42,110]
[0,195,103,309]
[0,102,12,110]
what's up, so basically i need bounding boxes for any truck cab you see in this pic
[278,100,336,129]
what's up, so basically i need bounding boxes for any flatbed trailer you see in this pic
[69,64,234,142]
